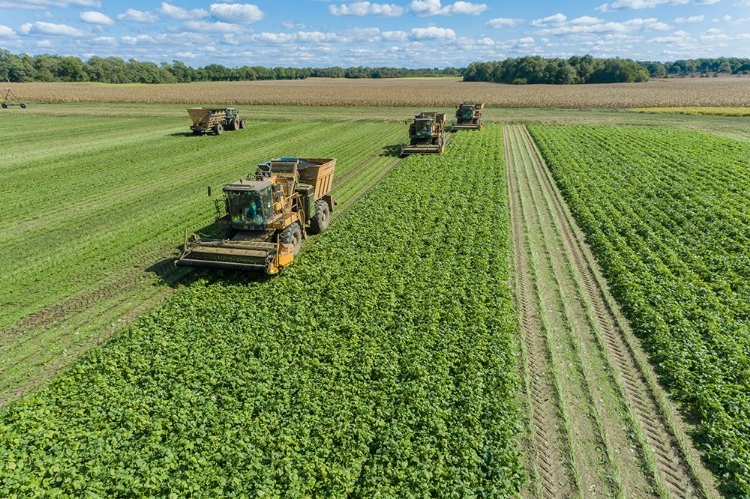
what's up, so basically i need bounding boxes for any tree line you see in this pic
[2,50,749,85]
[0,50,459,84]
[463,55,750,84]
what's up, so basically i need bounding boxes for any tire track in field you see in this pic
[505,124,717,499]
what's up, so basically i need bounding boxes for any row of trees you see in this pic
[464,55,750,84]
[0,50,459,84]
[2,50,749,85]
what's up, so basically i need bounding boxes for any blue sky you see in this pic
[0,0,748,68]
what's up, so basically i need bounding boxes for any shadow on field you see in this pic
[169,131,202,138]
[381,144,403,157]
[146,252,271,289]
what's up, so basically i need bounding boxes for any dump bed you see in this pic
[260,158,336,200]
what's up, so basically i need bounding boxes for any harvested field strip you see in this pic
[0,110,403,405]
[528,124,748,496]
[506,124,717,498]
[12,78,750,108]
[0,127,524,497]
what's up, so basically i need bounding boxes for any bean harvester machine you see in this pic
[400,112,447,156]
[176,158,335,274]
[453,102,484,130]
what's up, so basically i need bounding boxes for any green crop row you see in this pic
[0,126,524,496]
[528,124,750,496]
[0,106,403,403]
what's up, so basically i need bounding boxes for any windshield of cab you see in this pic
[416,120,432,137]
[226,189,272,228]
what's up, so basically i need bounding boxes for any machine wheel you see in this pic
[239,119,246,129]
[230,118,239,130]
[20,103,26,108]
[213,123,223,135]
[1,103,7,109]
[308,200,331,235]
[280,223,302,255]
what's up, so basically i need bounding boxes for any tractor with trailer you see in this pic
[187,107,246,135]
[175,157,335,274]
[400,112,447,156]
[453,102,484,130]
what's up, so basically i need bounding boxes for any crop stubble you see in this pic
[505,124,717,498]
[11,76,750,108]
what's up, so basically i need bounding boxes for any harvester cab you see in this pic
[176,158,335,274]
[400,112,447,156]
[453,102,484,130]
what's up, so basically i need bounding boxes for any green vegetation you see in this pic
[3,49,748,84]
[0,49,460,84]
[0,104,403,403]
[632,107,750,117]
[464,56,750,84]
[528,124,750,496]
[0,127,523,496]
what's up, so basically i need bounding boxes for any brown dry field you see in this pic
[11,75,750,108]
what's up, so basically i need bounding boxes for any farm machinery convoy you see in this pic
[176,158,335,274]
[187,107,246,135]
[178,102,484,272]
[399,103,485,155]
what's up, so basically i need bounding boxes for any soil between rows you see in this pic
[504,124,718,498]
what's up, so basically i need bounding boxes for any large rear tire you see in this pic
[280,223,302,256]
[230,118,239,131]
[308,200,330,235]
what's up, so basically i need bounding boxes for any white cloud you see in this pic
[296,31,339,42]
[695,0,720,3]
[282,21,305,30]
[485,18,521,28]
[409,0,487,16]
[675,15,704,22]
[329,2,404,16]
[409,26,457,39]
[648,29,693,42]
[0,0,99,9]
[382,30,409,41]
[122,34,157,45]
[160,2,208,21]
[572,16,605,25]
[80,11,114,25]
[0,24,15,36]
[256,32,295,43]
[117,9,158,23]
[598,0,688,10]
[183,20,240,33]
[91,36,116,44]
[18,21,85,36]
[532,14,567,26]
[210,3,265,24]
[536,16,669,36]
